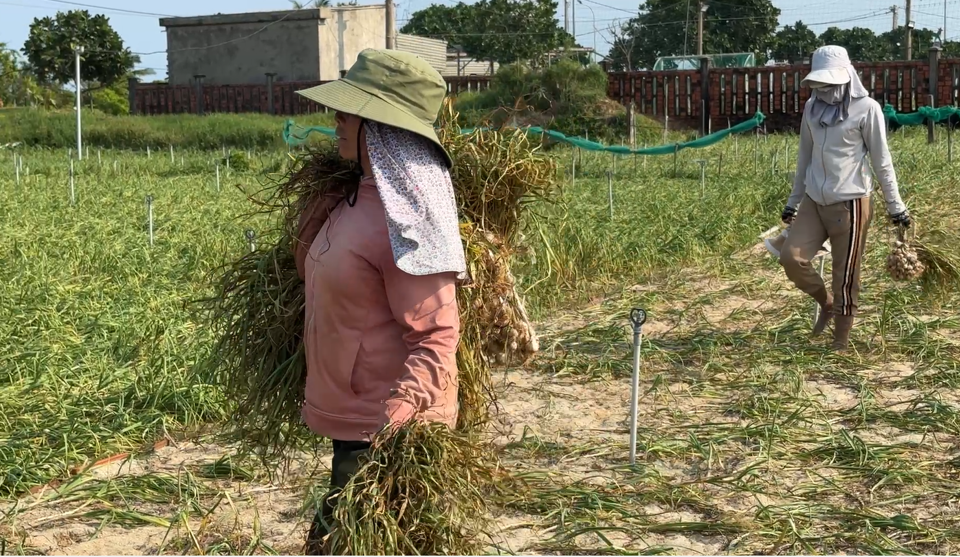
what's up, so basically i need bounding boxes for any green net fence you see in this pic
[283,111,767,156]
[883,104,960,127]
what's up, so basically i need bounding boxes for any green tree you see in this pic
[401,3,474,45]
[818,27,887,62]
[609,0,780,70]
[879,27,938,60]
[402,0,570,64]
[942,40,960,58]
[1,43,44,107]
[771,21,818,63]
[22,10,138,87]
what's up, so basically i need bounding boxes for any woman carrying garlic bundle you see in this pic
[779,45,911,351]
[291,49,468,553]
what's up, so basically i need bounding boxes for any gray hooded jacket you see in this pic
[787,93,907,216]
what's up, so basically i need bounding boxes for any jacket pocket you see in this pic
[310,332,363,416]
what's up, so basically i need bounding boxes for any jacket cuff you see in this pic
[382,398,417,429]
[886,200,907,216]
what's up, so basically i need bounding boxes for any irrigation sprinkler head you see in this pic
[695,159,708,169]
[630,308,647,330]
[145,195,154,204]
[245,229,256,242]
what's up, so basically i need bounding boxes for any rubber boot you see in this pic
[812,289,833,336]
[831,315,854,351]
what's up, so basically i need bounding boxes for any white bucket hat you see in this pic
[801,45,853,86]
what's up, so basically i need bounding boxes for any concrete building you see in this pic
[159,7,448,85]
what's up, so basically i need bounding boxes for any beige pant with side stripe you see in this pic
[779,194,873,317]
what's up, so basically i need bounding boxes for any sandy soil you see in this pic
[4,249,959,556]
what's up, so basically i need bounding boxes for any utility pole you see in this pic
[564,0,570,34]
[572,0,576,40]
[890,5,899,31]
[74,45,83,160]
[905,0,913,60]
[385,0,396,49]
[697,1,708,56]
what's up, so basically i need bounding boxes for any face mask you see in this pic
[813,85,845,105]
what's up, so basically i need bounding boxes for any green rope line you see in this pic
[883,104,960,127]
[282,111,768,155]
[522,111,766,155]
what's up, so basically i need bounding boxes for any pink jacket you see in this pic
[297,178,460,441]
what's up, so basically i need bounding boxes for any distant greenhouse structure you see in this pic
[653,52,756,70]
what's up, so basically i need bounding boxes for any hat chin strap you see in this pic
[345,118,366,208]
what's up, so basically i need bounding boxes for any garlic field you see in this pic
[1,125,959,555]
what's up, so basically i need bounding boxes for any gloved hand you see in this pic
[891,210,912,229]
[782,206,798,224]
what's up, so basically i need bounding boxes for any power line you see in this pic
[131,12,296,56]
[29,0,180,17]
[912,8,960,21]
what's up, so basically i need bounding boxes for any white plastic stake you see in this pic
[146,195,154,247]
[170,145,174,164]
[754,131,759,173]
[695,159,708,196]
[85,146,89,159]
[97,149,101,167]
[628,308,647,465]
[147,146,151,159]
[813,254,827,327]
[114,160,118,173]
[216,163,221,192]
[69,160,75,205]
[15,156,20,185]
[949,122,954,163]
[606,170,614,220]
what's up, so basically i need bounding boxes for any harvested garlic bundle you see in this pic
[886,239,925,281]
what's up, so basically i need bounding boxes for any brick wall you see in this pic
[609,58,960,132]
[131,58,960,132]
[131,79,333,116]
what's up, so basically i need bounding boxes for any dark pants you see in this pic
[305,439,371,555]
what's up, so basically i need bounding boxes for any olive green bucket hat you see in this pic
[296,49,452,167]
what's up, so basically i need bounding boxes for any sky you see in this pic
[1,0,957,80]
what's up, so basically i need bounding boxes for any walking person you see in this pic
[779,45,911,351]
[291,49,467,553]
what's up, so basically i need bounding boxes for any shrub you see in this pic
[0,109,335,150]
[450,58,659,145]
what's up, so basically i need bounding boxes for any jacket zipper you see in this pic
[820,125,828,204]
